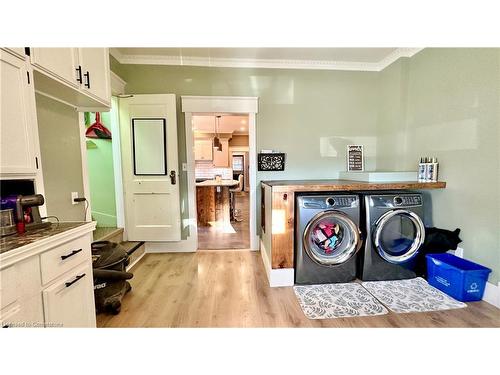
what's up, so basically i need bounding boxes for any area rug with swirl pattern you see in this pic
[293,283,388,319]
[361,277,466,314]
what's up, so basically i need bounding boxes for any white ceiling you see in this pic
[110,48,422,71]
[193,115,249,135]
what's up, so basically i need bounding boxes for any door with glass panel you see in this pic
[119,94,181,241]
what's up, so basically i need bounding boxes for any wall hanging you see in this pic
[258,153,286,171]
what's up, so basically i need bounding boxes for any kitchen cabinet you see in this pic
[0,49,39,175]
[213,139,229,167]
[78,48,111,103]
[195,139,213,161]
[0,222,97,328]
[42,262,95,328]
[29,47,111,108]
[30,48,79,88]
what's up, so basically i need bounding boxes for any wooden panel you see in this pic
[196,186,216,226]
[261,179,446,192]
[271,189,295,269]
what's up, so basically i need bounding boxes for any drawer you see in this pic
[40,235,91,285]
[0,256,40,310]
[43,262,96,328]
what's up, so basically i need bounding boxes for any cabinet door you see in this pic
[0,295,44,328]
[195,139,213,161]
[42,262,96,328]
[30,48,79,87]
[0,50,38,174]
[213,139,229,167]
[78,48,111,104]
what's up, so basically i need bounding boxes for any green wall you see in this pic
[112,49,500,283]
[36,94,85,221]
[377,49,500,283]
[86,112,117,227]
[111,63,381,239]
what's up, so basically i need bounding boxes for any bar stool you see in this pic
[230,174,244,222]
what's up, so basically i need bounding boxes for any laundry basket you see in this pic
[426,253,491,302]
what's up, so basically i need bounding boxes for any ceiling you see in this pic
[193,115,249,135]
[110,48,422,71]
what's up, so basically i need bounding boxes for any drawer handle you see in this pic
[61,248,83,260]
[76,65,82,83]
[65,273,86,288]
[84,71,90,88]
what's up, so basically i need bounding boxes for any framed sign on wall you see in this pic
[346,145,364,171]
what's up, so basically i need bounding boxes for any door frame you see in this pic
[181,96,259,251]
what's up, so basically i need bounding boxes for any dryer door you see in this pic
[373,209,425,264]
[303,210,362,266]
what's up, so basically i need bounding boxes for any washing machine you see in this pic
[359,192,426,281]
[295,193,363,285]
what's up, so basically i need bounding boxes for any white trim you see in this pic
[145,235,197,253]
[482,282,500,308]
[78,112,92,222]
[110,48,424,72]
[110,96,126,230]
[182,96,259,251]
[110,71,126,95]
[260,240,294,287]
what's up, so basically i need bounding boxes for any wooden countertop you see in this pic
[196,179,239,187]
[261,179,446,192]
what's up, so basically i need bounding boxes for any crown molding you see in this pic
[110,48,424,72]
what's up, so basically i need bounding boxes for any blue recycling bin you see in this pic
[426,253,491,302]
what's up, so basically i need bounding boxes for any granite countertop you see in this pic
[196,179,239,187]
[0,222,87,254]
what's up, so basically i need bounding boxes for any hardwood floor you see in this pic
[197,192,250,250]
[96,251,500,328]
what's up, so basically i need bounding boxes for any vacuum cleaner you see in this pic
[91,241,134,315]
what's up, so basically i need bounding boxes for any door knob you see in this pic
[170,170,176,185]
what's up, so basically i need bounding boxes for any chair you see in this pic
[230,174,244,222]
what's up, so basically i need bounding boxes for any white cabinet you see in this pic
[213,139,229,167]
[29,47,111,107]
[42,262,95,328]
[0,49,39,175]
[0,223,97,328]
[195,139,213,161]
[30,48,79,88]
[0,256,44,328]
[78,48,111,104]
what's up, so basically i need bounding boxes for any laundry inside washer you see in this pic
[295,193,362,285]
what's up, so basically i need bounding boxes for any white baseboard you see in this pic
[145,235,197,253]
[482,282,500,308]
[260,239,294,287]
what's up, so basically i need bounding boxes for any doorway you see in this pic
[193,114,250,249]
[182,96,259,252]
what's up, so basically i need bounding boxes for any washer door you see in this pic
[303,210,362,266]
[373,209,425,264]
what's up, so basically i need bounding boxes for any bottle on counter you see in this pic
[418,157,427,182]
[429,157,439,181]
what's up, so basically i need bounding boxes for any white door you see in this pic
[78,48,111,104]
[119,94,181,241]
[30,48,79,87]
[0,50,38,175]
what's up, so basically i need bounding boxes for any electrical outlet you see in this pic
[71,192,79,205]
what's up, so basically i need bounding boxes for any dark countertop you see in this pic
[0,222,87,254]
[261,179,446,192]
